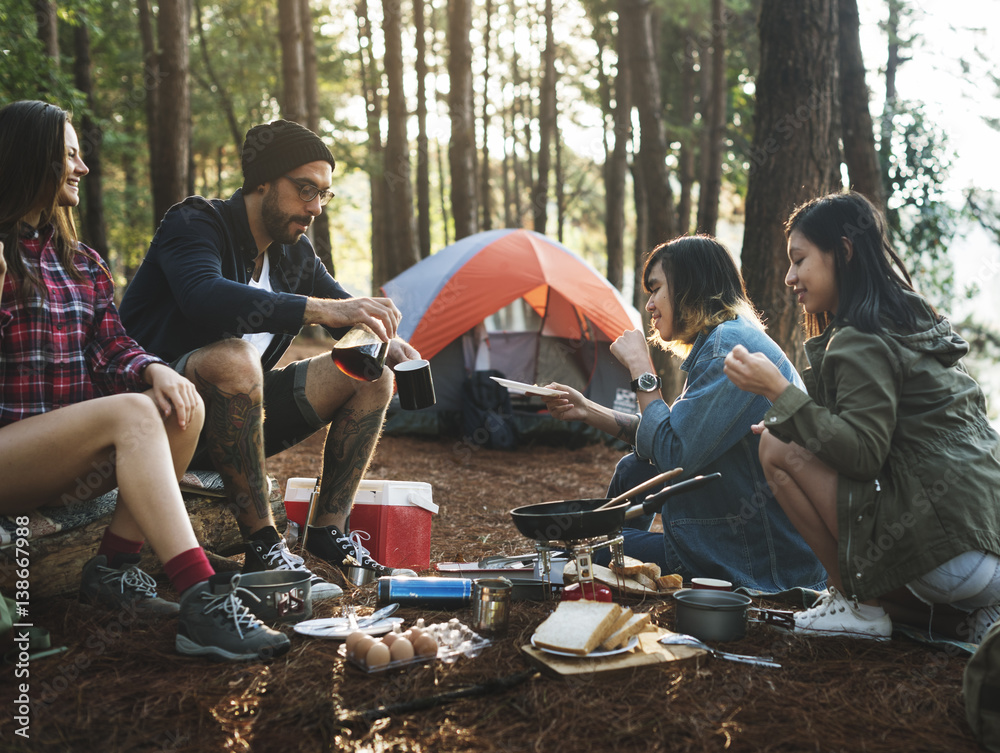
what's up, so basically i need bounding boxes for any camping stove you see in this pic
[534,533,626,595]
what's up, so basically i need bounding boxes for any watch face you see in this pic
[636,373,660,391]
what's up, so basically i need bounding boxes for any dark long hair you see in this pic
[785,191,922,338]
[642,234,763,356]
[0,100,84,299]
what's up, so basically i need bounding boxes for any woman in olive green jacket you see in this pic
[725,191,1000,643]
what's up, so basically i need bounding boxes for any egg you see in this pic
[345,631,368,654]
[389,637,414,662]
[382,632,399,647]
[364,641,391,669]
[414,634,439,658]
[351,635,376,661]
[405,627,424,642]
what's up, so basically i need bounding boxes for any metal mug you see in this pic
[347,565,378,586]
[472,577,512,635]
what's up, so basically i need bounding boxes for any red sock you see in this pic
[163,547,216,595]
[97,529,144,564]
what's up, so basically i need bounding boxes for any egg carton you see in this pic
[340,618,492,674]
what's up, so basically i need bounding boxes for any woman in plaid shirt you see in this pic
[0,100,289,661]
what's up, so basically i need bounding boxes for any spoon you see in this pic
[658,632,781,668]
[356,603,400,628]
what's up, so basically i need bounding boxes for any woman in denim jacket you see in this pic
[543,235,825,593]
[725,191,1000,643]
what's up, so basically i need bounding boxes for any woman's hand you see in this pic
[541,382,588,423]
[144,362,203,430]
[723,344,790,402]
[610,329,653,375]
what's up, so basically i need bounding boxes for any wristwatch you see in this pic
[630,372,662,393]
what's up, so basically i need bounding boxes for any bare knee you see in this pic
[108,393,168,443]
[185,339,263,395]
[758,430,785,473]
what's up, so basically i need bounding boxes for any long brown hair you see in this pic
[0,100,85,300]
[642,235,763,358]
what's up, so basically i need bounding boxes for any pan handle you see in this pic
[623,472,722,520]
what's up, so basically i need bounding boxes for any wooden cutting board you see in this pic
[519,626,705,679]
[563,561,680,597]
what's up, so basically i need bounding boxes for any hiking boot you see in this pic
[791,587,892,640]
[970,603,1000,645]
[176,573,291,661]
[305,525,417,578]
[242,527,342,602]
[79,554,179,616]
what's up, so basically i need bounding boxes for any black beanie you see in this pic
[240,119,335,191]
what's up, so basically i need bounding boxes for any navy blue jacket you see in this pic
[120,190,351,370]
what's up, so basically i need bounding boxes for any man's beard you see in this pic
[261,187,312,245]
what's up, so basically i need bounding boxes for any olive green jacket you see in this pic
[763,294,1000,601]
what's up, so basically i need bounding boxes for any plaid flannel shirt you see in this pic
[0,226,162,427]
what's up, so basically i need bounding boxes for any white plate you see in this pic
[529,633,640,658]
[490,377,565,397]
[293,616,404,639]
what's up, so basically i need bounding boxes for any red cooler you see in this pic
[348,480,437,571]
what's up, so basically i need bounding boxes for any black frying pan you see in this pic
[509,473,721,542]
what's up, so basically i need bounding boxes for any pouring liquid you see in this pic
[332,340,388,381]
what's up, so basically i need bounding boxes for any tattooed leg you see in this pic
[315,403,388,530]
[186,342,273,537]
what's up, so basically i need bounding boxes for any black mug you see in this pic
[393,359,436,410]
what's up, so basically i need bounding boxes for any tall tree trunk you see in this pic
[555,120,564,243]
[73,20,109,266]
[502,108,514,229]
[193,0,243,155]
[436,139,450,246]
[278,0,306,123]
[742,0,842,366]
[448,0,477,240]
[136,0,160,218]
[35,0,59,63]
[880,0,904,199]
[153,0,191,228]
[357,1,387,293]
[696,0,726,235]
[627,0,674,246]
[381,0,417,282]
[479,0,494,232]
[676,34,697,236]
[532,0,556,236]
[299,0,333,274]
[605,12,631,291]
[838,0,885,211]
[415,0,432,257]
[630,158,648,312]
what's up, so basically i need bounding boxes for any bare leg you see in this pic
[758,430,858,595]
[0,393,204,564]
[302,353,393,530]
[184,339,273,537]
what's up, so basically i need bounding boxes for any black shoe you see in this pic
[242,527,342,602]
[176,573,291,661]
[305,525,417,577]
[80,554,179,615]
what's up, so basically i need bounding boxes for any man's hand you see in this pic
[144,362,203,430]
[304,296,402,341]
[610,329,654,377]
[386,338,421,368]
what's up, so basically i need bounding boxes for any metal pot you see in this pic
[238,569,313,624]
[508,473,721,542]
[673,588,752,642]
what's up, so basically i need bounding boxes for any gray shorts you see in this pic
[907,550,1000,612]
[172,348,327,464]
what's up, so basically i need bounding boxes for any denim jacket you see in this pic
[633,316,826,592]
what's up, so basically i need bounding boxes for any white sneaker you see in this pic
[792,587,892,640]
[970,603,1000,645]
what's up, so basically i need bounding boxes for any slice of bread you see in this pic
[633,572,658,591]
[640,562,661,580]
[604,607,634,637]
[610,556,645,576]
[532,601,623,656]
[600,611,652,651]
[656,573,683,591]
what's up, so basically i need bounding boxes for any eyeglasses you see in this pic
[281,175,334,206]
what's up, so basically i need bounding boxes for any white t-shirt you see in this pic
[243,254,277,357]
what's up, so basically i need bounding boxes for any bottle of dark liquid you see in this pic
[331,324,388,381]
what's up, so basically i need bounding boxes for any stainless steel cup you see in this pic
[472,577,512,635]
[347,566,378,586]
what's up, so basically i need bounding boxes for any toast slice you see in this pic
[610,556,645,577]
[600,611,652,651]
[531,601,623,656]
